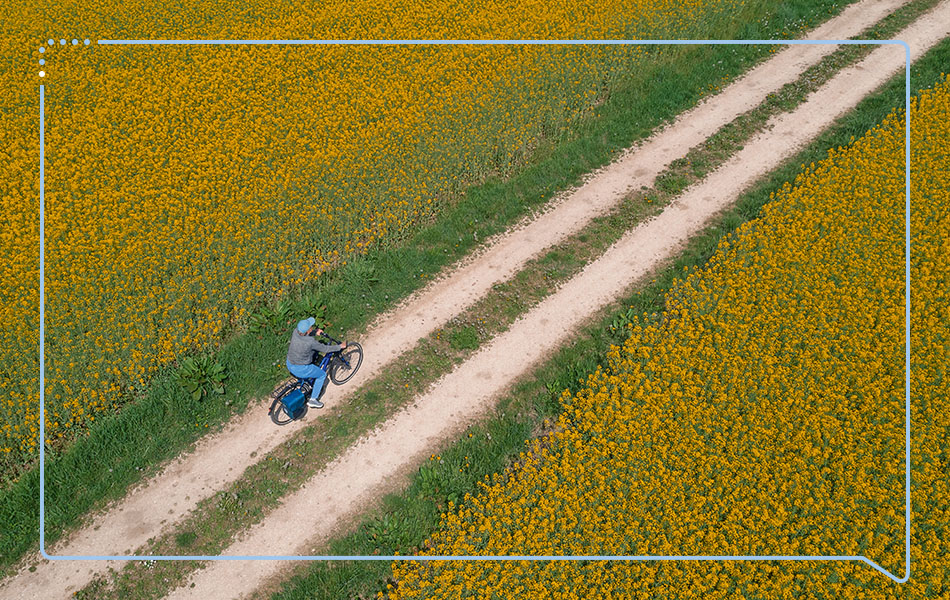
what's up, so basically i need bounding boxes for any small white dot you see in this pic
[72,39,78,45]
[39,71,46,77]
[47,39,54,45]
[39,59,45,65]
[39,47,45,53]
[60,39,66,45]
[84,39,91,45]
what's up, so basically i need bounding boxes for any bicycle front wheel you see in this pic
[330,342,363,385]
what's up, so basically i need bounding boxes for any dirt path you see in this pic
[0,1,914,598]
[160,4,950,599]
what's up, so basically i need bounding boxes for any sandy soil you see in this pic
[161,3,949,599]
[0,1,922,598]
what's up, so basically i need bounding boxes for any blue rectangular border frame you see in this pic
[38,38,912,584]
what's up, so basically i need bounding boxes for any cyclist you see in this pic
[286,317,347,409]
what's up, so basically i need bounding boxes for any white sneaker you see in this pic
[307,398,324,409]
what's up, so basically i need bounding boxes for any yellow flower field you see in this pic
[388,76,950,597]
[1,1,744,478]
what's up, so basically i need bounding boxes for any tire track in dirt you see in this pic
[162,3,949,599]
[0,1,910,597]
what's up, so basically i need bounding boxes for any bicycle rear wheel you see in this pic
[271,404,295,426]
[270,385,299,426]
[330,342,363,385]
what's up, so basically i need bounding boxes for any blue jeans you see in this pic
[286,359,326,397]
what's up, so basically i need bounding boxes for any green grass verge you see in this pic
[0,0,866,574]
[262,29,950,600]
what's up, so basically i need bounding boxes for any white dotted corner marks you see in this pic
[38,37,93,79]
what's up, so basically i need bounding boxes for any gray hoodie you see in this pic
[286,331,342,366]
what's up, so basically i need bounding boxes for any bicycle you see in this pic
[267,333,364,426]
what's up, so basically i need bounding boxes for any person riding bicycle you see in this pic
[286,317,347,409]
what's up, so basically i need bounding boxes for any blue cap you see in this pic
[296,317,316,333]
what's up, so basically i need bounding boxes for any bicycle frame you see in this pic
[298,346,343,387]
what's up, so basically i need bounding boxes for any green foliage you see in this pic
[175,530,197,548]
[293,297,328,330]
[344,259,379,288]
[448,326,479,351]
[608,306,638,333]
[249,297,328,336]
[174,355,227,401]
[363,513,416,550]
[248,299,294,335]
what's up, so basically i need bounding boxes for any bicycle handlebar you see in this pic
[315,331,342,345]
